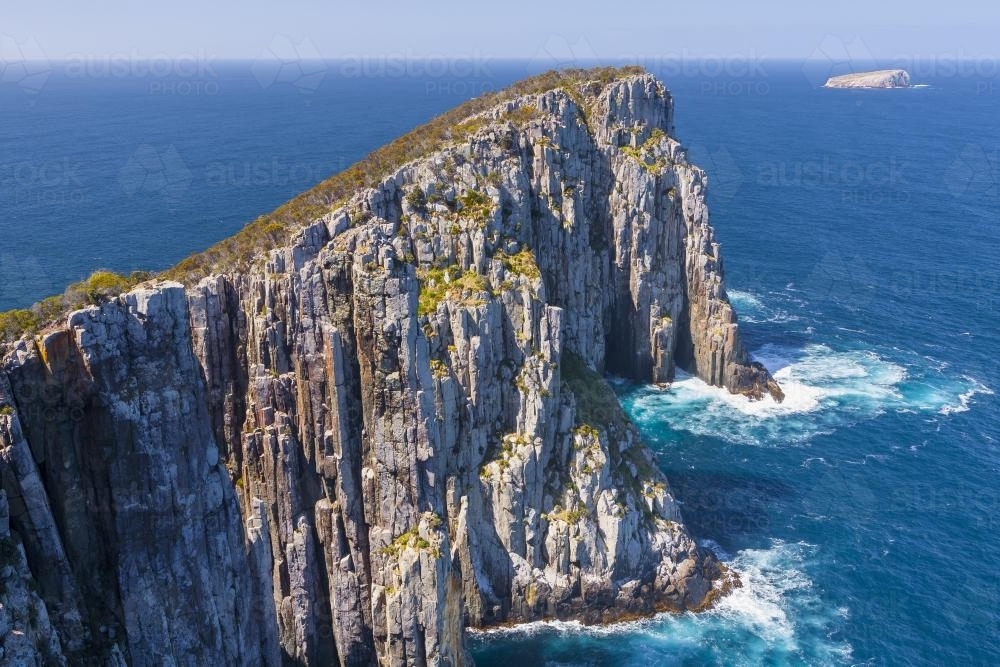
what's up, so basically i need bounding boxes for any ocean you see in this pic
[2,59,998,665]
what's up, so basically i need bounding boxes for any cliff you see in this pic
[823,69,912,89]
[0,70,776,665]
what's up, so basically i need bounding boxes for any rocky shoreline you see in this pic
[0,69,776,665]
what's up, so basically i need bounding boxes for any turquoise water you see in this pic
[473,65,1000,665]
[2,62,998,665]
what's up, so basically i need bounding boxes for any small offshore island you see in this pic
[823,69,912,89]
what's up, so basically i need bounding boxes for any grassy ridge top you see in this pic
[1,66,646,346]
[161,65,644,281]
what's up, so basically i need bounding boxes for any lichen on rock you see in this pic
[1,67,773,665]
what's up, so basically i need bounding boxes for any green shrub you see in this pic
[0,310,40,341]
[453,117,486,141]
[405,186,428,215]
[497,249,541,280]
[560,352,627,429]
[85,271,131,299]
[458,189,494,227]
[502,104,542,126]
[429,359,449,378]
[621,127,669,175]
[0,66,650,345]
[0,269,151,344]
[160,66,645,285]
[417,266,492,317]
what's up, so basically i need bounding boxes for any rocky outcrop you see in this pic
[0,490,65,666]
[0,71,770,665]
[824,69,912,89]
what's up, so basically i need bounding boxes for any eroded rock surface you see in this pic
[1,72,771,665]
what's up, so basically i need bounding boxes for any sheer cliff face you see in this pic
[0,74,773,665]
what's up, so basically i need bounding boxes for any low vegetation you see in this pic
[560,352,628,429]
[0,270,151,343]
[0,66,647,346]
[380,513,443,558]
[497,248,541,280]
[502,104,543,126]
[621,128,668,175]
[416,265,492,317]
[480,432,532,478]
[457,189,495,227]
[404,186,428,215]
[544,501,589,525]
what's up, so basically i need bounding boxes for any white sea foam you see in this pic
[710,542,805,644]
[667,366,824,418]
[470,540,852,664]
[627,344,916,445]
[728,289,765,309]
[710,541,856,663]
[699,538,732,561]
[625,339,982,446]
[938,378,994,415]
[728,289,802,324]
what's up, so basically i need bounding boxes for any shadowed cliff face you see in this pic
[0,73,772,665]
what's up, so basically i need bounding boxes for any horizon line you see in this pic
[13,56,995,63]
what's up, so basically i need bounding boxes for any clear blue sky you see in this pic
[4,0,998,60]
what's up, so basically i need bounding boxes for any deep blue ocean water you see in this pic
[2,60,998,665]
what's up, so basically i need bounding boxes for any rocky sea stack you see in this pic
[0,67,778,665]
[823,69,912,89]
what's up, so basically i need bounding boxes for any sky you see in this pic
[2,0,999,61]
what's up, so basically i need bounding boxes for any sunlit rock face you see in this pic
[0,71,771,665]
[824,69,912,88]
